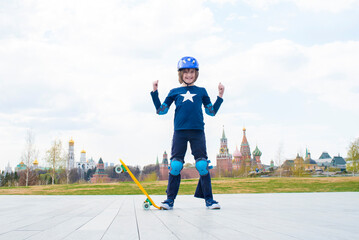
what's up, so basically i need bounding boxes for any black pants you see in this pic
[171,130,207,161]
[166,130,213,201]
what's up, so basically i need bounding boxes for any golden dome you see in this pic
[20,161,24,165]
[243,127,246,131]
[33,159,39,165]
[81,149,86,154]
[69,138,74,145]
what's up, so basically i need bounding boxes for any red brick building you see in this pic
[91,158,111,183]
[218,127,263,174]
[216,128,233,176]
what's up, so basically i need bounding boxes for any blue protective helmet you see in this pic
[177,56,199,71]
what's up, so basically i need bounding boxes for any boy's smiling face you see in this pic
[182,68,196,85]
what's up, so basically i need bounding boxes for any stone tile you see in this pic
[0,193,358,240]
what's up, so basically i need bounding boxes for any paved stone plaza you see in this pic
[0,192,358,240]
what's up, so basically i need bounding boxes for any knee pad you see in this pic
[169,160,183,176]
[196,159,209,176]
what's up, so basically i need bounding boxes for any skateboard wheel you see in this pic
[143,202,150,210]
[114,165,124,174]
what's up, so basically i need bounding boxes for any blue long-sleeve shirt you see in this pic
[151,86,223,130]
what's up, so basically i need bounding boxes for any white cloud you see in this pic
[225,13,248,21]
[241,0,282,10]
[242,0,359,12]
[292,0,359,13]
[267,26,286,32]
[193,35,232,57]
[209,39,359,111]
[209,0,237,4]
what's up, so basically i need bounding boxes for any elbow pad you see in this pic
[157,103,169,115]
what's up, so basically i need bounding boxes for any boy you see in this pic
[151,56,224,210]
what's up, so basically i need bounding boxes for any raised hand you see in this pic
[153,80,159,92]
[218,82,224,98]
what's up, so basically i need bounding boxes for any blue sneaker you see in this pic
[160,199,174,210]
[206,199,221,209]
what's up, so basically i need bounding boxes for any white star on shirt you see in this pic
[181,90,197,102]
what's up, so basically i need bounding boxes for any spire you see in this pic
[156,156,159,165]
[222,126,226,139]
[241,128,248,146]
[240,127,251,158]
[305,148,310,160]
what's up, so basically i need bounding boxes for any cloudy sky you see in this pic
[1,0,359,170]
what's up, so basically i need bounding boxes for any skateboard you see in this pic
[115,159,162,210]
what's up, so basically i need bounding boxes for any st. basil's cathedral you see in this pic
[216,127,263,176]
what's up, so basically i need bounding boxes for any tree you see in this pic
[21,129,39,186]
[117,165,140,181]
[3,172,18,187]
[45,139,66,185]
[69,168,80,183]
[18,169,38,186]
[39,173,52,185]
[106,167,119,179]
[347,138,359,176]
[275,143,284,177]
[141,164,160,181]
[0,173,4,187]
[85,168,96,181]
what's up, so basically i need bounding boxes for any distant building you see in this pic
[76,149,96,171]
[304,149,318,171]
[68,138,75,170]
[225,127,263,173]
[159,151,169,180]
[319,152,331,159]
[331,155,346,171]
[293,154,304,170]
[32,159,39,169]
[216,128,233,175]
[316,152,332,168]
[232,145,242,170]
[239,128,251,169]
[15,161,27,171]
[91,158,111,183]
[282,160,294,172]
[76,149,96,180]
[253,146,263,170]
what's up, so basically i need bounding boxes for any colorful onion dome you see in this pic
[233,145,242,158]
[252,145,262,156]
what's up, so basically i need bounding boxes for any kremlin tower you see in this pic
[159,151,169,180]
[216,127,233,176]
[91,158,111,183]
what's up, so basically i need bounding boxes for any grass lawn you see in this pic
[1,176,359,195]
